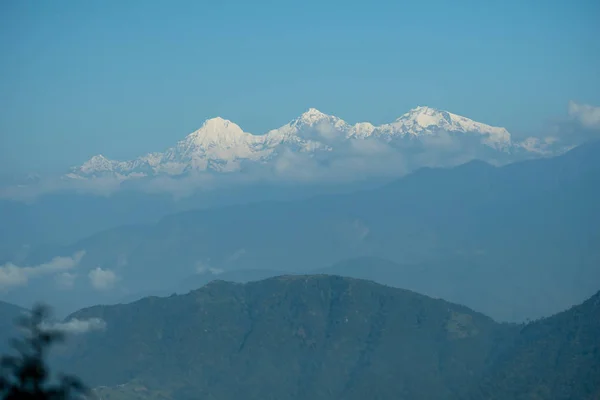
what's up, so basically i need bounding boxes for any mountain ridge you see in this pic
[66,106,552,181]
[57,275,513,400]
[7,141,599,320]
[52,275,600,400]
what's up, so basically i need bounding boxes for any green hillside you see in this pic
[59,275,515,400]
[472,290,600,400]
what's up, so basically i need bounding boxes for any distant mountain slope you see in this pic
[0,301,27,353]
[472,290,600,400]
[57,275,514,400]
[0,179,384,263]
[14,141,598,321]
[56,277,600,400]
[1,106,550,259]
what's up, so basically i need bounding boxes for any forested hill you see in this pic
[472,289,600,400]
[59,275,513,400]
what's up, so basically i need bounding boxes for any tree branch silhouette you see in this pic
[0,303,88,400]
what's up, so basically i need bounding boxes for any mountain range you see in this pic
[42,275,598,400]
[4,141,599,321]
[0,105,572,261]
[65,106,561,182]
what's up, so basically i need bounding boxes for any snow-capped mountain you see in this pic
[372,106,512,149]
[67,106,545,181]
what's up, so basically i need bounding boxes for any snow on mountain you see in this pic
[348,122,376,139]
[374,106,512,149]
[68,106,532,181]
[158,117,273,174]
[265,108,347,148]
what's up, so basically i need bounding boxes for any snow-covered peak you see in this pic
[290,108,348,129]
[295,108,329,125]
[348,122,376,138]
[377,106,512,149]
[266,108,348,148]
[398,106,453,128]
[202,116,231,127]
[79,154,115,173]
[188,117,244,139]
[177,117,267,152]
[67,105,529,181]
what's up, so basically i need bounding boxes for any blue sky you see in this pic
[1,0,599,174]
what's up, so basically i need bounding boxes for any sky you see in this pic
[0,0,599,174]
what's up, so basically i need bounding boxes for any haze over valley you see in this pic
[1,1,599,399]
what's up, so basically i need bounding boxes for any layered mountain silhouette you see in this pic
[6,141,598,321]
[473,289,600,400]
[0,106,577,268]
[45,275,599,400]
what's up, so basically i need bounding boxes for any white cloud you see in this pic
[521,101,600,152]
[195,261,224,275]
[225,248,247,264]
[569,101,600,129]
[8,102,598,203]
[419,130,463,150]
[0,176,122,202]
[55,272,77,289]
[0,251,86,290]
[88,268,118,290]
[41,318,106,334]
[116,254,128,267]
[315,121,341,142]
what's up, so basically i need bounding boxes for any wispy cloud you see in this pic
[0,251,86,290]
[41,318,106,334]
[55,272,77,289]
[0,176,122,202]
[569,101,600,130]
[225,248,247,264]
[526,101,600,151]
[195,260,224,275]
[4,102,599,202]
[88,267,118,290]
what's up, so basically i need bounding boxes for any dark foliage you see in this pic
[58,275,515,400]
[54,276,600,400]
[471,290,600,400]
[0,304,88,400]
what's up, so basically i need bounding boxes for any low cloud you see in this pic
[419,130,463,150]
[41,318,106,334]
[134,172,218,199]
[55,272,77,289]
[195,261,224,275]
[0,251,86,290]
[225,248,247,264]
[516,136,567,156]
[315,121,343,142]
[5,102,598,202]
[525,101,600,151]
[569,101,600,130]
[116,254,128,267]
[0,176,122,202]
[88,268,118,290]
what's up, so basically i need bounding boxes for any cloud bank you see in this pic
[0,251,86,290]
[195,261,224,276]
[2,102,599,202]
[55,272,77,289]
[88,267,118,290]
[41,317,107,334]
[569,101,600,130]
